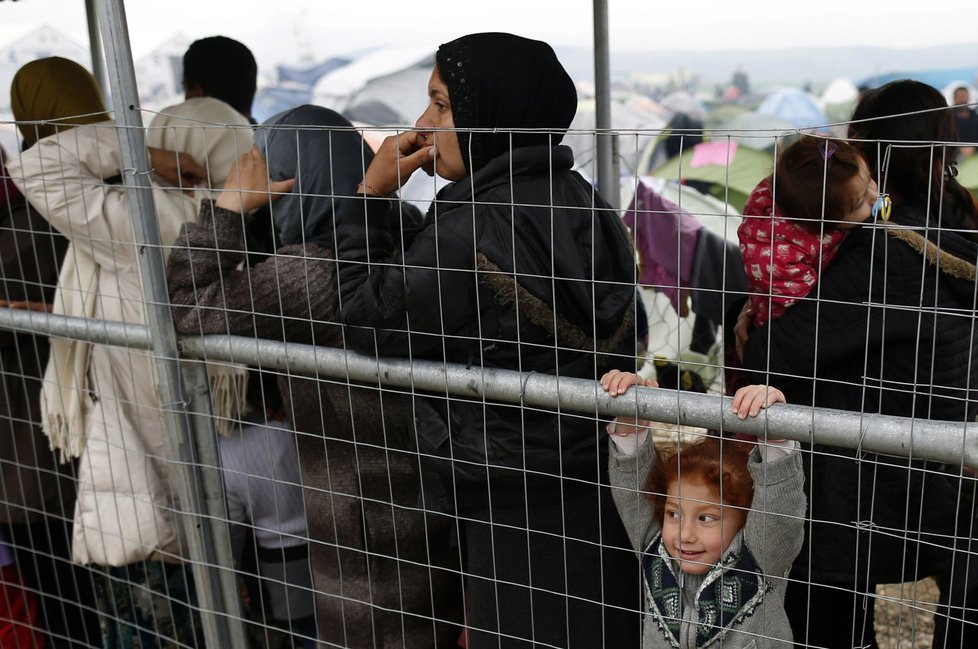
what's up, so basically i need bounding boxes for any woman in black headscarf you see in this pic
[334,33,642,648]
[166,105,463,648]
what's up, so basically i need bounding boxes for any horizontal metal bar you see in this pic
[3,306,975,467]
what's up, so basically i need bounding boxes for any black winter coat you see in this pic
[743,200,978,583]
[337,145,637,507]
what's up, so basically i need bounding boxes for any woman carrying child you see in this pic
[602,371,805,648]
[739,80,978,648]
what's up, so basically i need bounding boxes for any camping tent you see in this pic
[820,77,859,124]
[661,90,707,120]
[342,61,434,126]
[311,46,434,115]
[758,88,828,130]
[858,66,978,91]
[713,111,797,151]
[566,97,666,178]
[650,140,772,212]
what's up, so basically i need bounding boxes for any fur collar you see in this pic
[475,253,634,354]
[885,226,977,282]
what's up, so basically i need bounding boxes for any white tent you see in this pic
[311,47,434,114]
[820,77,859,129]
[345,63,434,125]
[568,96,666,178]
[132,33,190,111]
[0,25,90,117]
[820,78,858,107]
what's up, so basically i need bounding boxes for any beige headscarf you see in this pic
[42,97,254,459]
[10,57,109,148]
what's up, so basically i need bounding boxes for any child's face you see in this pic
[839,159,878,228]
[662,477,748,575]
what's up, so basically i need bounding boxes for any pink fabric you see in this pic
[738,178,847,326]
[690,140,738,168]
[623,180,703,314]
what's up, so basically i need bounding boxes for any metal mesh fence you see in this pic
[1,10,977,649]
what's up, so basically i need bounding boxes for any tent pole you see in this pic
[593,0,619,210]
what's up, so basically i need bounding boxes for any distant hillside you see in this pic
[556,42,978,87]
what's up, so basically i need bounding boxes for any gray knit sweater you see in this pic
[610,435,805,649]
[166,201,463,648]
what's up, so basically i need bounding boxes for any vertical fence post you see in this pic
[84,0,108,102]
[94,1,248,646]
[593,0,620,210]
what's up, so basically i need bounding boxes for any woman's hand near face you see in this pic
[359,131,436,196]
[215,145,295,214]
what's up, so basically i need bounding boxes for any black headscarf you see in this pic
[254,105,373,250]
[435,33,577,174]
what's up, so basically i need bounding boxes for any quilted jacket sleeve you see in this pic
[7,122,139,271]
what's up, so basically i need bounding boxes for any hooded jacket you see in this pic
[8,99,253,566]
[743,198,978,583]
[337,144,636,505]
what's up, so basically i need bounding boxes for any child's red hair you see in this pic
[645,436,754,521]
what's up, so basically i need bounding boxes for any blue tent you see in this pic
[276,57,350,86]
[252,85,314,123]
[757,89,828,130]
[857,66,978,91]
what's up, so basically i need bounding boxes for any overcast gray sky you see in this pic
[2,0,974,69]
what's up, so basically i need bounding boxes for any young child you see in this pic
[738,135,881,326]
[601,370,805,648]
[220,411,316,648]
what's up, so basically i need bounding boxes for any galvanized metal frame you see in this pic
[592,0,620,210]
[2,306,974,469]
[94,1,246,645]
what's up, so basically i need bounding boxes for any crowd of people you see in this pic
[0,28,977,649]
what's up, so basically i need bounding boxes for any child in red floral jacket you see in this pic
[738,136,880,326]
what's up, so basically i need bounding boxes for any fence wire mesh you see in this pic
[2,59,978,649]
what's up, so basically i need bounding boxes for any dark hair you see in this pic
[848,79,978,236]
[645,436,754,523]
[774,135,867,232]
[183,36,257,120]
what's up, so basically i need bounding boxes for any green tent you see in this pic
[650,142,773,212]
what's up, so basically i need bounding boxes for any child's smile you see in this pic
[662,477,748,575]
